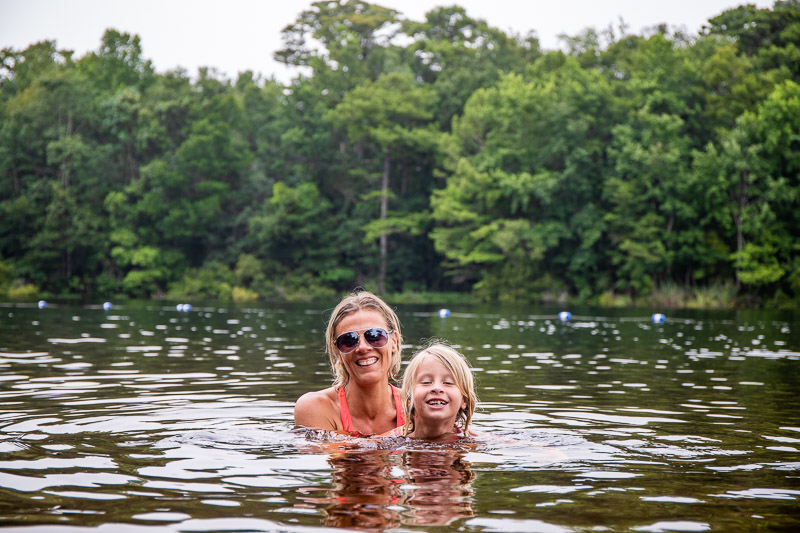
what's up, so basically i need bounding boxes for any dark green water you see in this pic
[0,301,798,532]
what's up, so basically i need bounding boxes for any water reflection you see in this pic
[307,451,403,530]
[299,447,475,530]
[402,449,475,526]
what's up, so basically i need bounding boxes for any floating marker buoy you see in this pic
[183,303,192,312]
[103,302,113,311]
[651,313,665,324]
[438,308,451,318]
[37,300,47,309]
[558,311,572,321]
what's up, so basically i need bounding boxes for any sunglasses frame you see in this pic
[334,327,394,354]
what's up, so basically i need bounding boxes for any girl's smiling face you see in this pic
[411,354,467,430]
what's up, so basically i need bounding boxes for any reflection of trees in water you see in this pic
[298,448,475,531]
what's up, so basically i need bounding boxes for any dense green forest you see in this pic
[1,1,799,307]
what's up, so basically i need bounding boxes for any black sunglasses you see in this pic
[335,327,393,354]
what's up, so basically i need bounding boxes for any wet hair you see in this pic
[400,342,477,436]
[325,290,403,389]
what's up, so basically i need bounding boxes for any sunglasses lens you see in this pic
[335,332,360,353]
[335,328,391,353]
[364,328,389,348]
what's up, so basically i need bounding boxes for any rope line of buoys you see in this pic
[34,301,198,313]
[435,308,667,324]
[32,301,666,324]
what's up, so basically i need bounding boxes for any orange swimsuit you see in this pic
[338,384,405,435]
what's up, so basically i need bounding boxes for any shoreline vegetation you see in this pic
[2,2,799,310]
[0,281,768,310]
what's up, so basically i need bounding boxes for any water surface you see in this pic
[1,301,798,532]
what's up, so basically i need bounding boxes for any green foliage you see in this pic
[247,181,337,271]
[732,243,786,286]
[385,291,475,304]
[1,1,799,307]
[7,282,39,300]
[433,61,617,298]
[0,261,14,295]
[273,272,337,302]
[593,291,635,308]
[691,282,738,309]
[232,286,259,302]
[646,281,739,309]
[167,262,235,300]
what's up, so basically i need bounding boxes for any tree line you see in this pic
[1,1,799,307]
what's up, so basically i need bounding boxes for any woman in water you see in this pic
[385,343,479,442]
[294,290,405,435]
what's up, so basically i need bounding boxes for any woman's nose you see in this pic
[354,335,371,352]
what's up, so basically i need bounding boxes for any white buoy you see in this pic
[558,311,572,321]
[652,313,665,324]
[438,308,451,318]
[37,300,47,309]
[183,303,192,312]
[103,302,113,311]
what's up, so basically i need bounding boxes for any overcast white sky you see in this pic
[2,0,774,84]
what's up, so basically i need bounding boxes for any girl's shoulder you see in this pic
[454,426,483,438]
[382,426,405,437]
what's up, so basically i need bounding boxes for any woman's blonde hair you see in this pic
[400,342,477,436]
[325,290,403,389]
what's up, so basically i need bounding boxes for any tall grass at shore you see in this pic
[643,282,738,309]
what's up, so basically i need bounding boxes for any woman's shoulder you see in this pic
[294,387,341,430]
[296,387,339,410]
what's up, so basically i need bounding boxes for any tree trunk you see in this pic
[60,111,74,189]
[378,150,390,294]
[734,168,748,289]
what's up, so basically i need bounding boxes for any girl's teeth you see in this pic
[356,357,378,366]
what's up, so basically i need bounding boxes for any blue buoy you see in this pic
[103,302,113,311]
[37,300,47,309]
[438,308,451,318]
[652,313,666,324]
[558,311,572,321]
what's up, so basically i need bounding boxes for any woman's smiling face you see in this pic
[411,354,466,428]
[334,309,397,387]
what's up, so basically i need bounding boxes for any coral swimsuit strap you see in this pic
[338,385,405,433]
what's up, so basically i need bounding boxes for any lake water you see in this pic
[1,301,799,532]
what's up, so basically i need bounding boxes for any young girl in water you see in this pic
[384,343,479,442]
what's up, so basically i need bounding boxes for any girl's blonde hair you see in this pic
[400,342,477,436]
[325,290,403,389]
